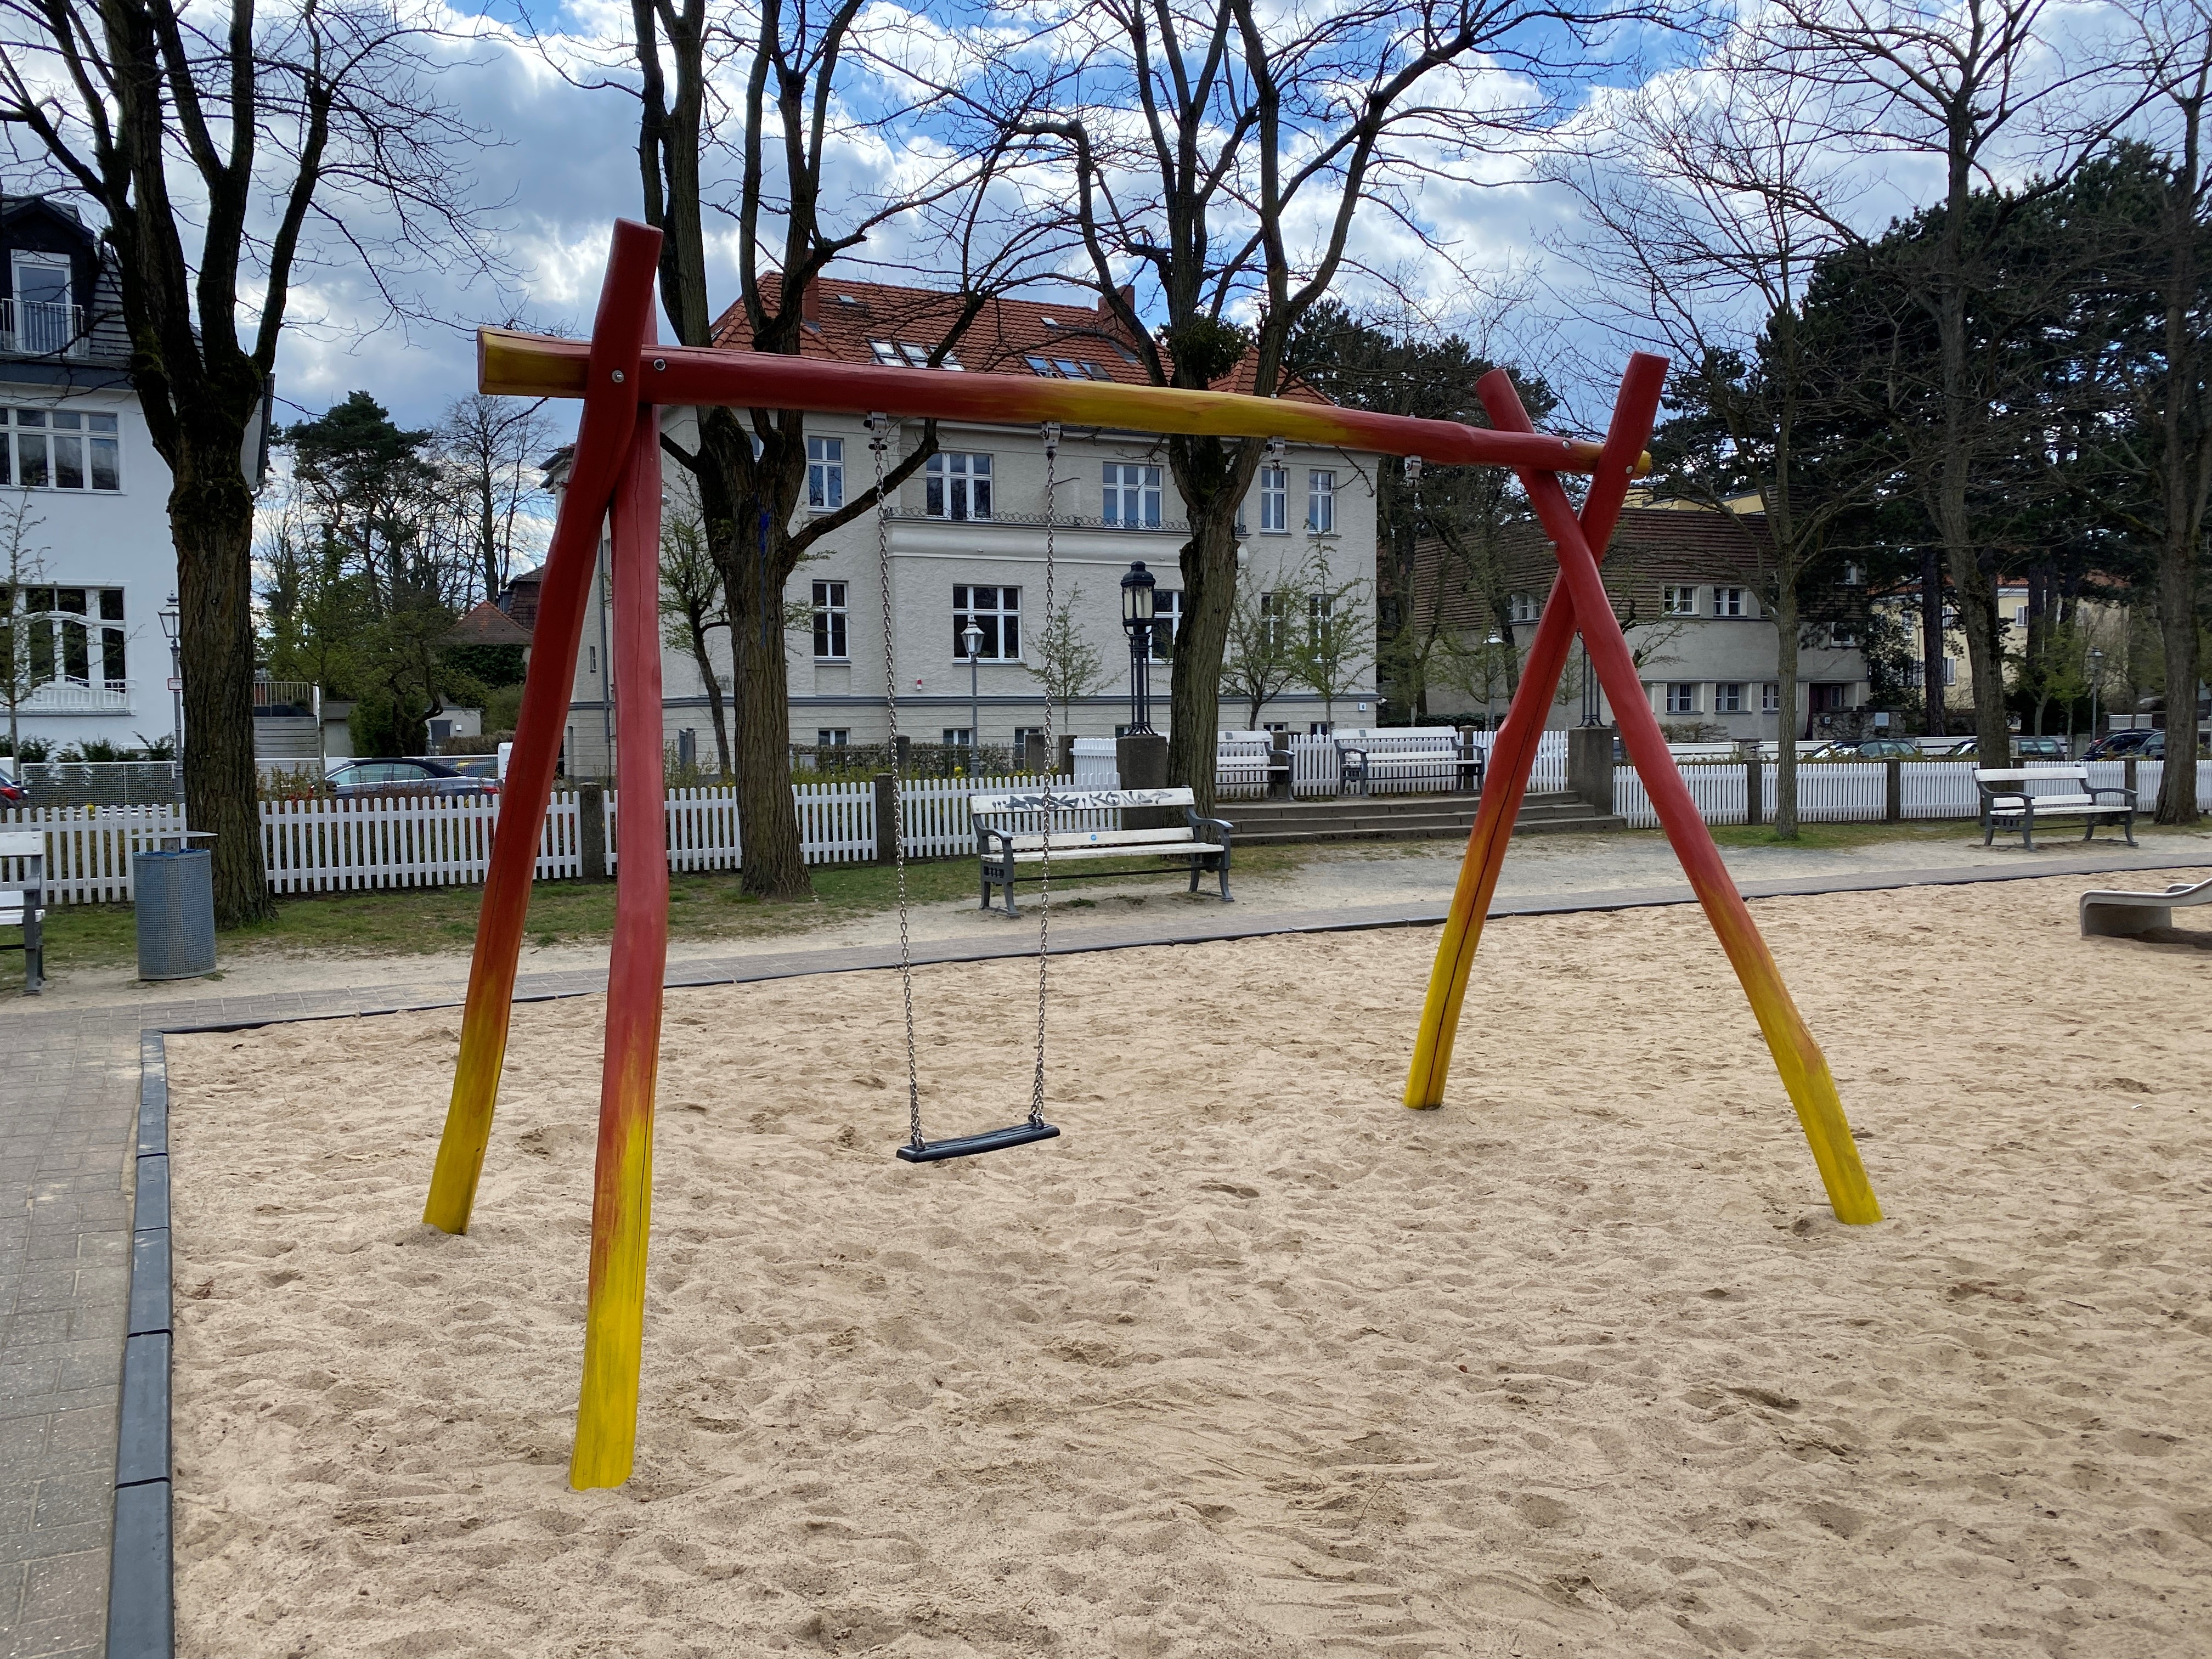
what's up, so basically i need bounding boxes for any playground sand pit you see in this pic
[165,871,2211,1658]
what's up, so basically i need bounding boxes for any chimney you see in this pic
[1101,284,1135,319]
[801,275,820,324]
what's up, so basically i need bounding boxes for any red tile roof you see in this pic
[450,598,533,646]
[709,273,1329,404]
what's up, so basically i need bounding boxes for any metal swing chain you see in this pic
[1029,424,1061,1129]
[871,414,926,1153]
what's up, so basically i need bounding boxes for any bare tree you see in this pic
[0,490,50,761]
[1009,0,1641,808]
[1024,582,1111,735]
[439,394,552,608]
[1220,576,1302,729]
[1749,0,2141,770]
[612,0,1059,898]
[2111,1,2211,822]
[0,0,500,922]
[1289,552,1374,729]
[658,500,731,778]
[1551,45,1883,834]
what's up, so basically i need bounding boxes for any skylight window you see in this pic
[836,293,860,306]
[870,339,963,370]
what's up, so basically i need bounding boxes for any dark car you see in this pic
[1854,738,1922,759]
[326,757,499,799]
[2013,736,2068,761]
[2084,730,2152,760]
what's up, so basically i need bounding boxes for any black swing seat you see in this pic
[896,1121,1062,1163]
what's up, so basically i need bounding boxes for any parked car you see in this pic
[0,775,21,804]
[326,757,500,799]
[2084,730,2153,760]
[2013,736,2067,761]
[1803,738,1919,760]
[444,756,502,783]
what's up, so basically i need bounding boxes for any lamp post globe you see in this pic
[1120,561,1157,734]
[962,620,984,762]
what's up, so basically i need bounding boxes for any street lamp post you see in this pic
[1120,560,1157,734]
[962,619,984,763]
[159,595,182,761]
[2088,647,2104,749]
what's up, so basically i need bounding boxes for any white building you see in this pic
[0,198,182,759]
[532,275,1380,776]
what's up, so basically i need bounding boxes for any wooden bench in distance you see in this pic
[1333,726,1482,798]
[2080,874,2212,938]
[972,786,1232,915]
[0,829,45,995]
[1975,765,2135,850]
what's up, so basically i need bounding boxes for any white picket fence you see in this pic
[8,753,2205,906]
[1609,757,2209,831]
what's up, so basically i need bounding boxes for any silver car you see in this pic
[326,757,500,799]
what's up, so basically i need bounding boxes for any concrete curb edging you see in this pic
[108,1031,173,1658]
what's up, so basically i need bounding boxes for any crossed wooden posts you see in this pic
[417,221,1880,1494]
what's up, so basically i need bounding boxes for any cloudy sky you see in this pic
[55,0,2148,444]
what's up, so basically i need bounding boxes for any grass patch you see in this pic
[1701,820,1985,852]
[33,843,1319,973]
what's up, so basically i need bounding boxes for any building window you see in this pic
[1307,591,1333,645]
[872,339,962,370]
[1260,590,1287,650]
[1663,584,1697,616]
[1666,682,1698,714]
[1904,658,1959,689]
[1507,592,1539,624]
[5,585,127,691]
[1104,462,1164,528]
[953,584,1019,660]
[815,727,850,746]
[1258,465,1287,533]
[10,256,74,354]
[1306,470,1336,534]
[1713,586,1746,618]
[811,580,847,659]
[1027,356,1109,380]
[806,437,843,510]
[943,726,973,748]
[1150,590,1182,662]
[3,408,122,492]
[1013,726,1047,763]
[1762,682,1779,712]
[925,452,991,521]
[1715,681,1743,713]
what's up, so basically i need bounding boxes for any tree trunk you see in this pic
[1920,545,1946,736]
[170,444,273,926]
[685,627,732,778]
[1774,584,1799,839]
[1164,484,1246,816]
[2157,549,2202,824]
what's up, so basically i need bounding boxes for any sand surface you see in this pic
[166,873,2211,1657]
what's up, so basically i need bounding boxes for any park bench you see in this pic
[1333,726,1482,797]
[1217,730,1287,796]
[2080,874,2212,938]
[1975,765,2135,850]
[973,786,1233,915]
[0,829,45,995]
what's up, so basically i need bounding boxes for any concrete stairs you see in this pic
[1221,790,1625,848]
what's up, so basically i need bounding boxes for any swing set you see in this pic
[421,221,1882,1492]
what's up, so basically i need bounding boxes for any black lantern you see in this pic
[1120,561,1158,734]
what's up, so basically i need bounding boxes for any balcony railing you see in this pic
[20,679,130,713]
[887,507,1190,534]
[0,300,88,359]
[252,679,319,715]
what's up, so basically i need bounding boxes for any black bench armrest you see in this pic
[2089,786,2136,807]
[1187,808,1234,843]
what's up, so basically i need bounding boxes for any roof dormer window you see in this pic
[9,255,76,357]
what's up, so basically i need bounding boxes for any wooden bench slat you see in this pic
[999,842,1222,864]
[989,827,1217,853]
[968,787,1195,813]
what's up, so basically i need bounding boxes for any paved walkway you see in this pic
[2,844,2204,1655]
